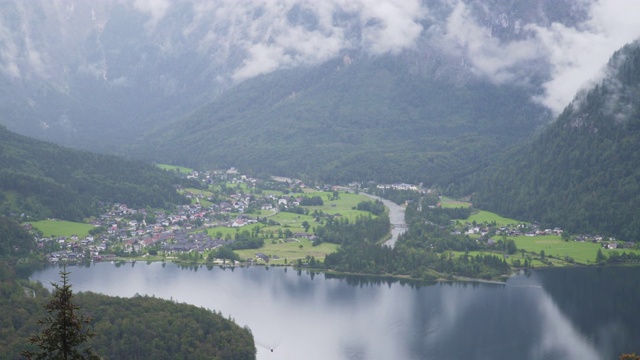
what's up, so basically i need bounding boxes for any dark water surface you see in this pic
[30,263,640,360]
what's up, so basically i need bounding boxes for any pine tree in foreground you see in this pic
[23,267,100,360]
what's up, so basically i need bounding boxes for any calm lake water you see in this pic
[30,263,640,360]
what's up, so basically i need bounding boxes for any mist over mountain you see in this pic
[1,0,639,159]
[469,41,640,240]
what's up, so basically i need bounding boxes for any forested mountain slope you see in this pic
[470,41,640,240]
[0,125,189,222]
[136,55,549,184]
[0,263,256,359]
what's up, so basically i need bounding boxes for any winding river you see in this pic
[362,193,407,247]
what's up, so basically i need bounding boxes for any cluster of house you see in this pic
[451,223,565,237]
[38,171,327,263]
[451,222,632,250]
[159,231,233,253]
[376,183,423,191]
[252,252,280,263]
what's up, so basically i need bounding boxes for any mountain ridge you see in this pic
[0,125,189,222]
[134,54,549,185]
[469,40,640,240]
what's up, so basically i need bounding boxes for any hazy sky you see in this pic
[2,0,640,114]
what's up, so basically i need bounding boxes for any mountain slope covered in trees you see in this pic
[0,125,190,222]
[0,263,256,359]
[469,41,640,241]
[136,55,549,185]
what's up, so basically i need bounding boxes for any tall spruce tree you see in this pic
[23,268,100,360]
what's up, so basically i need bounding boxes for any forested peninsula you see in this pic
[0,260,256,359]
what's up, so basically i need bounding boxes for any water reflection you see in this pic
[30,263,639,360]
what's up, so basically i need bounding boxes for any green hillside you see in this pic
[0,125,189,222]
[469,41,640,241]
[0,262,255,359]
[136,55,549,185]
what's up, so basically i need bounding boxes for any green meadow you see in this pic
[467,210,521,226]
[512,235,640,265]
[156,164,193,174]
[234,238,339,265]
[182,188,215,207]
[440,196,471,208]
[452,234,640,268]
[450,207,640,267]
[204,190,374,262]
[29,220,95,238]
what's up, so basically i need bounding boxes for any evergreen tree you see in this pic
[23,268,100,360]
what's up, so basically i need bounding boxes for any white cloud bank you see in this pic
[437,0,640,114]
[174,0,427,81]
[531,0,640,113]
[1,0,639,114]
[143,0,640,112]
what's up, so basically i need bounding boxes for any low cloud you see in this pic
[132,0,171,31]
[176,0,427,81]
[358,1,426,55]
[531,0,640,113]
[2,0,639,116]
[438,1,544,84]
[217,0,640,111]
[0,21,21,78]
[435,0,640,114]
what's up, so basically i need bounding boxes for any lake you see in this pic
[30,263,640,360]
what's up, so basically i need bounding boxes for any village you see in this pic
[39,169,342,265]
[31,168,630,266]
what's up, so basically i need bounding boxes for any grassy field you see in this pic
[455,208,598,266]
[451,235,640,268]
[511,235,640,265]
[156,164,193,174]
[467,210,522,226]
[182,188,215,206]
[183,188,214,197]
[234,238,339,265]
[29,220,95,238]
[206,190,374,263]
[440,196,471,208]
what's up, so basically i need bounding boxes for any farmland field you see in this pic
[440,196,471,208]
[512,235,640,265]
[156,164,193,173]
[234,239,339,265]
[467,210,521,226]
[29,220,95,238]
[206,190,376,263]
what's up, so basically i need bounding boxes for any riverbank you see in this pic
[361,193,407,248]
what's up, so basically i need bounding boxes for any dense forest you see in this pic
[135,55,549,185]
[467,41,640,241]
[0,262,256,359]
[0,216,36,259]
[0,125,191,222]
[314,213,391,246]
